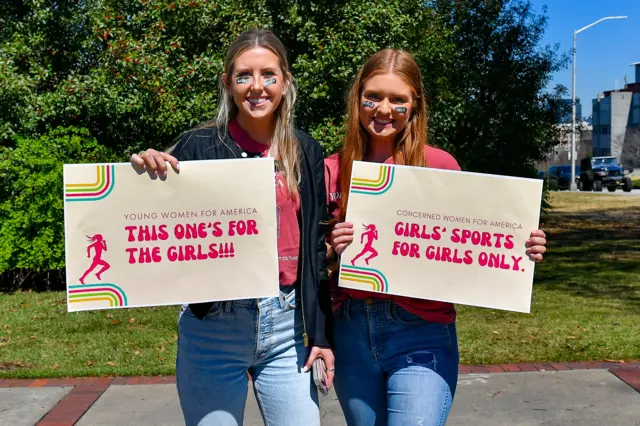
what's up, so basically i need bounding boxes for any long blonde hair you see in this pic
[340,48,428,218]
[216,28,300,197]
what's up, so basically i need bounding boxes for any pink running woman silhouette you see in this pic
[350,224,379,266]
[79,234,111,284]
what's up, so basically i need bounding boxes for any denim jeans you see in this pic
[176,288,320,426]
[333,299,459,426]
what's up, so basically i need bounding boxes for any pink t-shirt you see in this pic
[229,119,300,286]
[324,145,460,323]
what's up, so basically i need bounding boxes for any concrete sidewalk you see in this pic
[2,363,639,425]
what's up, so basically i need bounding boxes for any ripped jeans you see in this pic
[175,288,320,426]
[333,299,459,426]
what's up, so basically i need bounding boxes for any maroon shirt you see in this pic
[229,119,300,286]
[324,145,460,323]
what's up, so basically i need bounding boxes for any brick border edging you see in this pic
[2,361,638,389]
[0,361,638,425]
[610,369,640,393]
[458,360,640,374]
[32,377,113,426]
[0,375,178,388]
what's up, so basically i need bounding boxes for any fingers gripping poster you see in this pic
[338,161,543,313]
[63,159,279,312]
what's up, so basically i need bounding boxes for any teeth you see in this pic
[248,97,268,104]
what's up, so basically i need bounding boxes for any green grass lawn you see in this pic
[0,296,179,378]
[2,192,640,378]
[457,192,640,364]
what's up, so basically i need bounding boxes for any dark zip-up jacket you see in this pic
[169,125,333,348]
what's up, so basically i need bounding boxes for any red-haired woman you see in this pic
[325,48,548,426]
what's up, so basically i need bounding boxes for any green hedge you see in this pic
[0,127,117,289]
[0,0,567,289]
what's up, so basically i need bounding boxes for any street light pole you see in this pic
[571,31,577,191]
[570,15,627,192]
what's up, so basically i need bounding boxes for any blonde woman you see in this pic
[131,29,334,426]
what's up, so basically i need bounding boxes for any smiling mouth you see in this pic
[247,97,269,107]
[372,117,393,126]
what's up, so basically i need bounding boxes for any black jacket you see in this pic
[169,125,333,348]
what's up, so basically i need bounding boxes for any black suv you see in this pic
[579,156,632,192]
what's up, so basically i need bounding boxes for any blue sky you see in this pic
[531,0,639,118]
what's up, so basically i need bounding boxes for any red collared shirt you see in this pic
[229,119,301,286]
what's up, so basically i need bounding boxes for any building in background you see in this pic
[535,122,592,173]
[556,98,581,123]
[591,62,640,169]
[536,96,589,173]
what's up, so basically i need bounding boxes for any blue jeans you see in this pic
[176,288,320,426]
[333,299,459,426]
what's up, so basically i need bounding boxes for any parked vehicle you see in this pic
[578,156,633,192]
[546,164,579,191]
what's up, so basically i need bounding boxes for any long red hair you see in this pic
[339,49,429,220]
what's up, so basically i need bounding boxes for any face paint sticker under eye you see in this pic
[264,77,277,87]
[395,106,408,114]
[363,100,376,108]
[236,77,251,85]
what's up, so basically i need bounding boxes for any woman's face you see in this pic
[223,47,286,123]
[359,73,413,141]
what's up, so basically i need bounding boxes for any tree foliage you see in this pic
[429,0,569,174]
[0,0,567,288]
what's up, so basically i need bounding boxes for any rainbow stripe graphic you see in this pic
[68,284,128,308]
[339,265,389,293]
[350,165,395,195]
[65,165,116,202]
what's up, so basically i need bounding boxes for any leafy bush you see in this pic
[0,1,567,159]
[0,127,116,289]
[0,0,568,288]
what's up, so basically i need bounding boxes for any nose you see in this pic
[377,98,392,115]
[250,72,263,92]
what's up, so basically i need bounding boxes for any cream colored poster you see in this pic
[63,158,279,312]
[338,161,543,313]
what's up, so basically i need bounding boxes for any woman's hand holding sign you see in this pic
[130,149,180,178]
[330,221,355,256]
[525,229,547,262]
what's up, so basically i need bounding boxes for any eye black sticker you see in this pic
[264,77,277,87]
[363,100,376,108]
[236,77,250,85]
[395,107,408,114]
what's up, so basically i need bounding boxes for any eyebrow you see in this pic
[234,66,280,74]
[363,90,410,100]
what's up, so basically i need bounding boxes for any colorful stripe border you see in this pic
[350,164,395,195]
[339,265,389,293]
[68,284,128,307]
[65,165,116,202]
